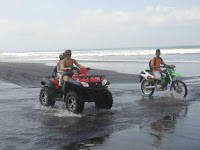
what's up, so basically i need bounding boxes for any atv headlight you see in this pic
[81,82,89,87]
[102,79,108,86]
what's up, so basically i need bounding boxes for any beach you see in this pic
[0,58,200,150]
[1,0,200,149]
[0,62,139,88]
[0,46,200,150]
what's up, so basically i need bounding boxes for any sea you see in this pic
[1,46,200,76]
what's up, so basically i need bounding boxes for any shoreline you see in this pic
[0,62,139,88]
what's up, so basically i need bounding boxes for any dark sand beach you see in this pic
[0,62,200,150]
[0,62,139,87]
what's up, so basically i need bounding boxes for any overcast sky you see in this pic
[0,0,200,51]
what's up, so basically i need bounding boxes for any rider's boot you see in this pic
[161,82,168,90]
[156,80,162,89]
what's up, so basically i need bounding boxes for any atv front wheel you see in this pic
[95,89,113,109]
[39,87,55,106]
[65,91,84,114]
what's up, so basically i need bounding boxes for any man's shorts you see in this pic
[153,71,161,80]
[62,72,73,78]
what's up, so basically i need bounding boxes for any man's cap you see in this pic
[156,49,160,53]
[64,50,72,55]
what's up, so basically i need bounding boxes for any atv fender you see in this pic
[171,73,183,78]
[41,79,55,89]
[63,79,83,101]
[65,78,83,87]
[41,79,50,86]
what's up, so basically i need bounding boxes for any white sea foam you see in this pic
[1,48,200,57]
[0,48,200,63]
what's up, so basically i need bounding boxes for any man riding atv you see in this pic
[61,50,86,82]
[39,50,113,113]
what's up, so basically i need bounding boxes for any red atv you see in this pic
[39,67,113,113]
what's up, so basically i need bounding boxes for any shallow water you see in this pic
[0,76,200,150]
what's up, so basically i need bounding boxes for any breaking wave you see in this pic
[0,48,200,63]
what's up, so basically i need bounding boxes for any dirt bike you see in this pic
[139,65,187,98]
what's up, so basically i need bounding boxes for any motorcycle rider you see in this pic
[151,49,168,88]
[61,50,86,82]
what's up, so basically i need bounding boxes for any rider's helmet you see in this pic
[59,53,64,60]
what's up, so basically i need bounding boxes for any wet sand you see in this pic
[0,62,200,150]
[0,62,139,87]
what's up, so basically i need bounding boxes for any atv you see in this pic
[39,67,113,113]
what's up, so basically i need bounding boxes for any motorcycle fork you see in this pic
[170,75,180,91]
[160,72,171,90]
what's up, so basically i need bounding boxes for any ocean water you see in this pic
[1,46,200,76]
[0,47,200,63]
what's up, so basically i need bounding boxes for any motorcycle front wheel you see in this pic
[141,79,154,96]
[170,80,187,98]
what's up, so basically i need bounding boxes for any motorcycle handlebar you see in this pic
[160,66,165,68]
[161,65,175,69]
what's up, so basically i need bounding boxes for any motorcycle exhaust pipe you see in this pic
[145,86,155,89]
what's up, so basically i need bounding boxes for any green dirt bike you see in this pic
[139,65,187,98]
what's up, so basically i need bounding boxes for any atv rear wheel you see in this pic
[39,87,55,106]
[95,89,113,109]
[65,91,84,114]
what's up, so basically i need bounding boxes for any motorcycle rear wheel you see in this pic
[141,80,154,96]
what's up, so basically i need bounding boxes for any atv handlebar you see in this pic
[73,75,105,78]
[66,67,92,71]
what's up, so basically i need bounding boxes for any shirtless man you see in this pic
[61,50,85,82]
